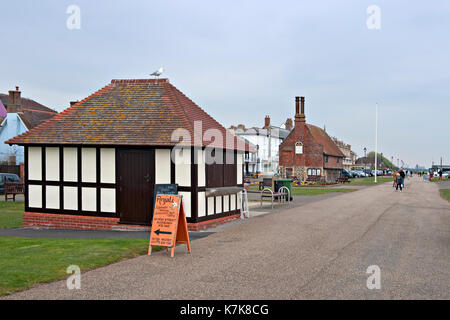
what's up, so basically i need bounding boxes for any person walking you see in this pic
[439,170,443,180]
[400,169,406,188]
[395,171,403,192]
[393,170,397,187]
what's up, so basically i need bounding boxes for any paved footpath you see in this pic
[4,177,450,299]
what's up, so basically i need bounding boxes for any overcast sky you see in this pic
[1,0,449,168]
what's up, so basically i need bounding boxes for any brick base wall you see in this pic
[23,212,241,232]
[23,212,151,231]
[187,214,241,231]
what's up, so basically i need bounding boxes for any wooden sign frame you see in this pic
[148,194,191,257]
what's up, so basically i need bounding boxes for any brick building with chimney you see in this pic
[279,97,344,182]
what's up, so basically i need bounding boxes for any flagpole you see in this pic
[375,102,378,183]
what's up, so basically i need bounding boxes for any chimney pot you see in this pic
[295,97,300,115]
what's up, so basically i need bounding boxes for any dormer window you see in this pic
[295,142,303,154]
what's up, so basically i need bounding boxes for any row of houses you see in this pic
[3,78,357,232]
[230,97,357,181]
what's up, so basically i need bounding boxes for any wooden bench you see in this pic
[337,177,350,183]
[4,182,24,202]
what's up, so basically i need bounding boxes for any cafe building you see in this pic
[6,78,252,231]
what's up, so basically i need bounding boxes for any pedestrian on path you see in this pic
[395,172,403,191]
[393,170,397,187]
[400,169,406,188]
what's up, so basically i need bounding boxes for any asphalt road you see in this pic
[4,176,449,299]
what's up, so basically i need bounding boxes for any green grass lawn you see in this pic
[0,236,161,296]
[348,176,393,185]
[439,189,450,202]
[0,202,24,228]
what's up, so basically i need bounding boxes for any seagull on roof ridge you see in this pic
[150,67,164,77]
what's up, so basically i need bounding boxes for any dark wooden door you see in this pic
[117,149,155,225]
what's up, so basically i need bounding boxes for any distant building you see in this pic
[354,156,390,170]
[330,137,356,170]
[0,87,58,164]
[279,97,345,182]
[229,116,292,176]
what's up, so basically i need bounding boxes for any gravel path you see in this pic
[3,176,449,300]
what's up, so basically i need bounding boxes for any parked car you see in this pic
[363,169,373,177]
[0,173,21,194]
[371,170,384,176]
[353,170,366,177]
[340,169,352,179]
[349,170,359,178]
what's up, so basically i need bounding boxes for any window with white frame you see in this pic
[295,142,303,154]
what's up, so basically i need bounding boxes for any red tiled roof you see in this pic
[306,124,344,157]
[6,79,253,152]
[18,110,57,130]
[0,93,58,129]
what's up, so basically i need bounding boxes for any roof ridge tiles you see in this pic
[111,79,169,84]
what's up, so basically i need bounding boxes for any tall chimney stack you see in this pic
[7,86,22,113]
[264,115,270,128]
[295,96,306,124]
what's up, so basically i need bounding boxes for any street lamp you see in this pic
[363,147,367,171]
[374,102,378,183]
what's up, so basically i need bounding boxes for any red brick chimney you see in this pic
[7,86,22,113]
[294,96,306,127]
[264,115,270,128]
[285,118,293,131]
